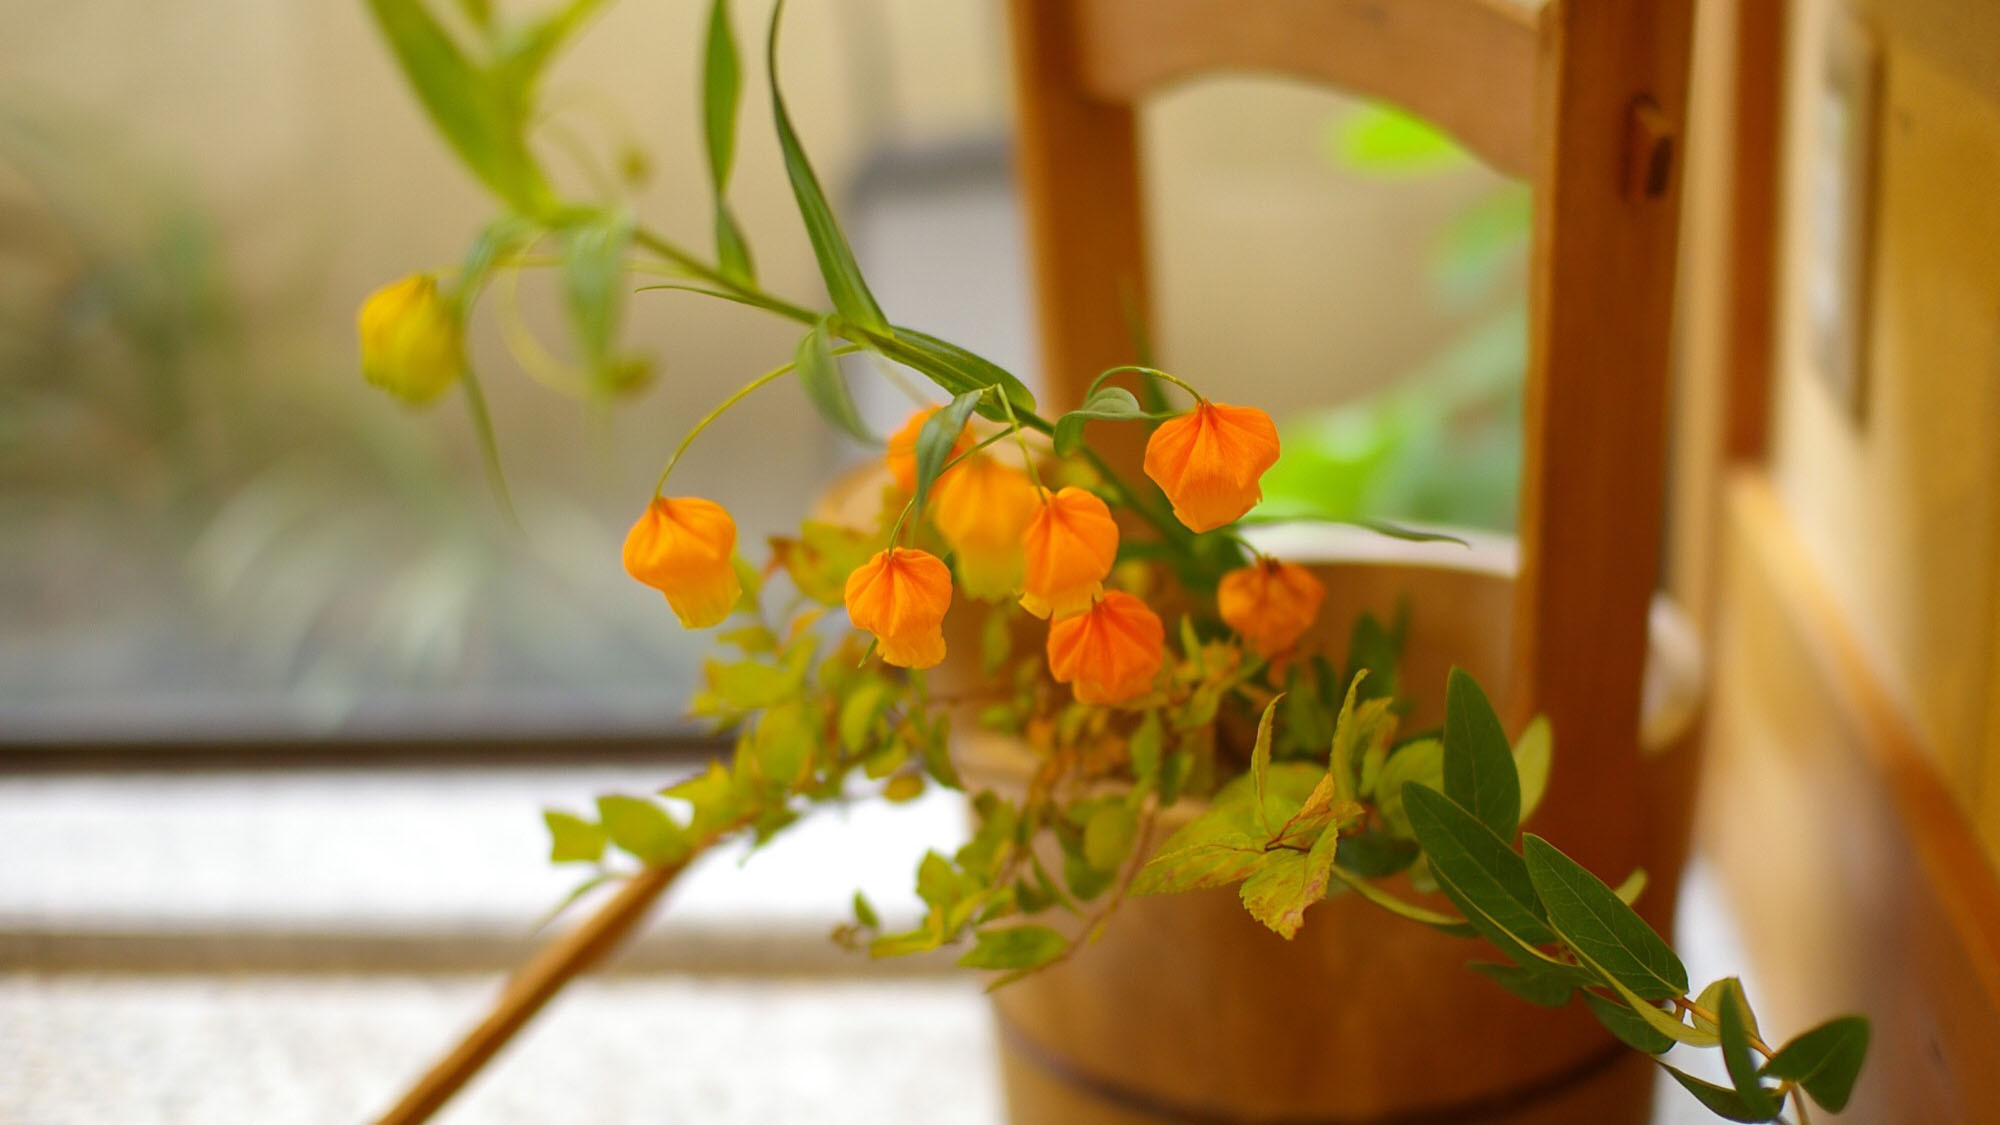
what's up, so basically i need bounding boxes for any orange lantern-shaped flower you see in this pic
[1142,401,1281,532]
[623,497,742,628]
[1218,557,1326,659]
[931,455,1039,599]
[1046,591,1165,705]
[1020,486,1119,619]
[844,547,954,669]
[885,407,973,496]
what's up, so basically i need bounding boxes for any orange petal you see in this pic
[623,497,741,627]
[885,407,972,496]
[1020,487,1119,619]
[933,456,1038,599]
[844,547,954,645]
[1046,591,1165,705]
[1218,558,1325,658]
[1142,401,1280,532]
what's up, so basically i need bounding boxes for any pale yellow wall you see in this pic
[1767,0,2000,860]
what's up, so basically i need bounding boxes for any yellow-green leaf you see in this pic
[543,809,606,864]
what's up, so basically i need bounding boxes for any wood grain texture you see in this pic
[1070,0,1541,177]
[1507,0,1697,881]
[1701,472,2000,1122]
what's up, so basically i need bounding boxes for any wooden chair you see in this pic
[1009,0,1697,882]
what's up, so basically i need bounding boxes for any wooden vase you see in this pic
[951,533,1705,1124]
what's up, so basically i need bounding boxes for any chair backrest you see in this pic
[1007,0,1697,873]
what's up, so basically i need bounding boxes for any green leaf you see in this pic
[851,890,880,930]
[1083,802,1138,873]
[1330,673,1393,803]
[1238,824,1340,939]
[1402,783,1553,948]
[795,318,874,445]
[702,0,755,283]
[1329,864,1473,935]
[958,924,1067,971]
[594,794,688,866]
[1133,794,1267,896]
[1443,668,1520,839]
[662,759,745,839]
[1053,386,1145,456]
[838,676,893,753]
[1513,715,1552,825]
[1350,519,1471,546]
[1762,1016,1869,1113]
[885,326,1037,421]
[1250,695,1282,838]
[767,0,889,335]
[1522,834,1687,1000]
[914,390,983,513]
[543,809,606,864]
[562,210,635,372]
[1471,961,1577,1008]
[1281,662,1335,758]
[1375,738,1442,837]
[1129,710,1163,793]
[1717,979,1781,1118]
[1583,991,1677,1053]
[365,0,553,215]
[1331,829,1420,879]
[1663,1067,1785,1123]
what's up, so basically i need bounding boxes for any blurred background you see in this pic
[0,0,1523,744]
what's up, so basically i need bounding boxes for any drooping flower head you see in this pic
[1046,591,1165,705]
[885,407,973,496]
[931,455,1039,599]
[844,547,954,669]
[1142,400,1280,532]
[357,274,466,404]
[1020,486,1119,619]
[624,497,742,628]
[1218,557,1326,659]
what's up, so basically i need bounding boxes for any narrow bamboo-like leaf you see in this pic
[767,0,888,334]
[1513,714,1552,825]
[543,809,606,863]
[702,0,755,283]
[914,390,983,513]
[1472,961,1577,1008]
[1330,865,1474,936]
[365,0,552,215]
[1443,668,1520,839]
[958,924,1067,971]
[1583,990,1676,1053]
[1054,386,1145,456]
[1403,783,1552,946]
[1577,950,1717,1047]
[886,327,1038,421]
[1522,834,1688,1000]
[795,318,874,445]
[1718,979,1782,1117]
[1250,695,1283,838]
[562,210,634,370]
[1350,518,1471,546]
[1663,1066,1785,1123]
[1761,1016,1870,1113]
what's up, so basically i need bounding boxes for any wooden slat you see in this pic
[1702,472,2000,1121]
[1507,0,1697,878]
[1006,0,1153,472]
[1070,0,1542,177]
[1722,0,1785,462]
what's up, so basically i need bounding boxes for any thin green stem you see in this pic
[653,344,862,495]
[996,393,1046,495]
[1086,364,1202,404]
[459,368,518,526]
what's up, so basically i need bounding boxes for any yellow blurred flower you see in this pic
[357,274,466,404]
[932,455,1039,599]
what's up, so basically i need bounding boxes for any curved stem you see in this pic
[653,344,862,495]
[1086,363,1202,404]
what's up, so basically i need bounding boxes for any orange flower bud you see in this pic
[1046,591,1165,705]
[932,454,1039,599]
[1218,558,1326,659]
[623,497,742,628]
[1142,400,1281,532]
[844,547,954,669]
[1020,486,1120,619]
[885,407,973,495]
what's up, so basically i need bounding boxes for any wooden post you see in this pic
[1509,0,1698,875]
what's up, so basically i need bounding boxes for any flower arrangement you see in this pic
[358,1,1869,1120]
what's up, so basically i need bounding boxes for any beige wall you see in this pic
[1764,0,2000,860]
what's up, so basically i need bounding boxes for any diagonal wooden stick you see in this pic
[374,864,683,1125]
